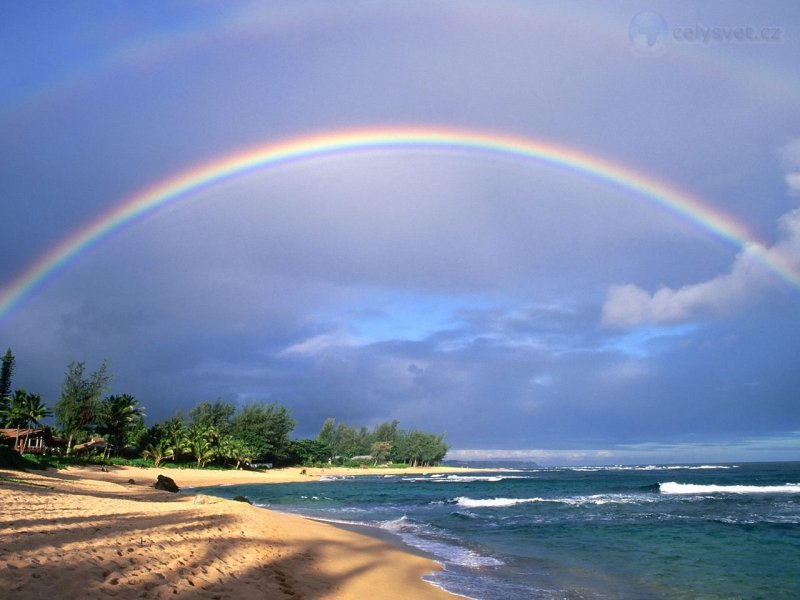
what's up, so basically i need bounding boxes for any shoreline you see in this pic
[60,463,485,488]
[0,465,470,599]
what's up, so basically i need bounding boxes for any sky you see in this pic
[1,1,799,465]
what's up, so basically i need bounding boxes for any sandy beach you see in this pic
[0,465,466,599]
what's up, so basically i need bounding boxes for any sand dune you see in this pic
[0,467,458,599]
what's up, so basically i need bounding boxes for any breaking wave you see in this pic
[454,496,545,508]
[402,474,513,483]
[567,465,736,472]
[660,482,800,495]
[452,494,657,508]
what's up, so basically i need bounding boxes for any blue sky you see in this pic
[1,1,799,464]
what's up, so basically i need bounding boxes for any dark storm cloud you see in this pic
[2,1,800,463]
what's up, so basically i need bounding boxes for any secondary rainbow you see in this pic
[1,126,798,321]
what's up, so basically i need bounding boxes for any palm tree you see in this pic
[7,389,29,451]
[14,391,52,453]
[186,424,217,468]
[219,435,254,470]
[97,394,145,456]
[163,416,187,461]
[142,439,174,467]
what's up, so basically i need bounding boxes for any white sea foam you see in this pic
[446,475,504,482]
[660,482,800,495]
[403,475,512,483]
[558,494,657,506]
[567,464,735,472]
[452,493,656,508]
[319,475,353,481]
[379,516,503,567]
[455,496,546,508]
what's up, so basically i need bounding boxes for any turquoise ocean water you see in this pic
[195,462,800,599]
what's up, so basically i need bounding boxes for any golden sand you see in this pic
[0,466,464,599]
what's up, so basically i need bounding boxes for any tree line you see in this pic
[0,349,449,468]
[316,418,449,467]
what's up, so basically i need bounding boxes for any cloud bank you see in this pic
[782,138,800,195]
[602,163,800,329]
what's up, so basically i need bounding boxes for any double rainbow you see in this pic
[1,127,797,321]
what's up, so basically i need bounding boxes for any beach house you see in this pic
[0,428,65,454]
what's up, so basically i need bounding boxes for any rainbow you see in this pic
[1,126,798,321]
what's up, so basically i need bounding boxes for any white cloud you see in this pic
[777,207,800,256]
[782,138,800,195]
[279,331,363,356]
[602,155,800,329]
[601,246,771,328]
[786,173,800,195]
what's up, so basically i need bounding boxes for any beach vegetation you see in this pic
[393,430,448,467]
[185,424,217,467]
[316,418,448,466]
[5,389,31,430]
[149,415,189,461]
[1,354,448,470]
[142,439,175,467]
[288,438,329,466]
[370,441,392,464]
[3,389,53,452]
[188,399,235,435]
[54,360,110,454]
[218,434,255,470]
[95,394,145,456]
[231,402,295,464]
[317,417,336,461]
[0,444,40,469]
[16,391,52,452]
[0,347,14,416]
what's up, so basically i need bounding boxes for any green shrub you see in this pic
[0,446,39,470]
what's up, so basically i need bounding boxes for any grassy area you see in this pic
[0,474,54,489]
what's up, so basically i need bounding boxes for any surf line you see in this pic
[1,126,797,321]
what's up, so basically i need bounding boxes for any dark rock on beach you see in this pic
[232,495,252,504]
[154,474,179,493]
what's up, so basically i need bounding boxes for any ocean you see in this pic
[194,462,800,599]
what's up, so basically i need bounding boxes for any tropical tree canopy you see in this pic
[188,400,235,435]
[231,402,295,463]
[316,418,448,466]
[0,348,15,415]
[6,389,52,452]
[96,394,145,455]
[54,361,109,453]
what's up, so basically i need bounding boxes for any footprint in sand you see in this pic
[273,568,302,598]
